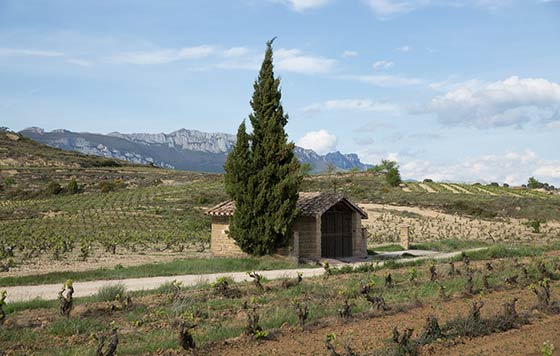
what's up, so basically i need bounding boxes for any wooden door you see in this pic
[321,207,353,258]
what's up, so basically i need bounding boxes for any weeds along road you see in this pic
[3,248,487,303]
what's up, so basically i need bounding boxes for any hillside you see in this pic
[0,129,131,169]
[0,129,214,199]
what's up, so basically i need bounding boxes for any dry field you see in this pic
[361,203,560,246]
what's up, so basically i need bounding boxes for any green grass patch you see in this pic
[96,283,127,302]
[369,244,405,253]
[47,317,105,337]
[4,297,57,314]
[411,239,490,252]
[0,256,308,287]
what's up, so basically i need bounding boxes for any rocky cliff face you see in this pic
[19,128,371,173]
[107,129,235,154]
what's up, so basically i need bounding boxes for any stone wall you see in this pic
[352,211,368,258]
[210,216,247,257]
[210,212,367,259]
[292,216,320,258]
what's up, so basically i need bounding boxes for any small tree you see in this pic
[386,166,402,187]
[528,177,544,189]
[46,181,62,195]
[67,178,79,195]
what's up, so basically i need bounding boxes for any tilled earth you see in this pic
[200,286,560,356]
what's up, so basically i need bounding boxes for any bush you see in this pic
[386,167,402,187]
[46,181,62,195]
[528,177,544,189]
[99,181,117,193]
[3,176,16,187]
[526,219,543,233]
[66,179,79,195]
[96,283,126,302]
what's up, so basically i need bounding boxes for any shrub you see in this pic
[99,181,117,193]
[526,220,543,234]
[528,177,544,189]
[46,181,62,195]
[66,178,79,195]
[386,167,402,187]
[3,176,16,187]
[96,283,126,302]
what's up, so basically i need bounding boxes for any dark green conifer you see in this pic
[224,39,301,255]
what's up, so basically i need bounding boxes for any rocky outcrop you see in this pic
[19,128,371,173]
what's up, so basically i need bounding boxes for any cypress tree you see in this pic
[224,39,301,255]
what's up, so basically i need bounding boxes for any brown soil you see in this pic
[202,285,560,356]
[2,247,207,277]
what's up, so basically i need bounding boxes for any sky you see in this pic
[1,0,560,185]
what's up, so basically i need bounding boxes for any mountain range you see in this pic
[19,127,372,173]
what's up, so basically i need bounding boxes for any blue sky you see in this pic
[1,0,560,185]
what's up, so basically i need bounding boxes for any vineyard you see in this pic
[1,249,559,355]
[1,134,560,354]
[0,175,227,275]
[2,164,560,276]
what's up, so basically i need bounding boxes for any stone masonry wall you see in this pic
[292,216,320,258]
[210,216,247,257]
[352,211,368,258]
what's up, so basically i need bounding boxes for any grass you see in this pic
[0,256,307,287]
[411,239,490,252]
[96,283,127,302]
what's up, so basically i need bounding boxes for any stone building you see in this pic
[206,192,368,260]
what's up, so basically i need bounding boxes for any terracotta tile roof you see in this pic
[206,192,368,219]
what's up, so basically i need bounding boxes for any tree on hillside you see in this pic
[367,159,398,174]
[527,177,544,189]
[367,159,402,187]
[386,166,402,187]
[224,39,301,255]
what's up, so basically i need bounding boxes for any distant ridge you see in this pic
[19,127,372,173]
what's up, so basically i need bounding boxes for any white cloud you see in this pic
[424,76,560,128]
[397,45,412,52]
[275,48,336,74]
[534,165,560,180]
[398,149,560,186]
[373,60,395,69]
[275,0,331,11]
[347,74,422,87]
[113,45,215,64]
[363,0,513,18]
[304,98,399,113]
[342,50,359,58]
[66,58,93,67]
[0,48,64,57]
[221,47,250,58]
[297,130,337,154]
[363,0,419,17]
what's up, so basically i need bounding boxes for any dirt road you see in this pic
[2,249,484,303]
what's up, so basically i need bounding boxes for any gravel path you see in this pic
[3,248,486,303]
